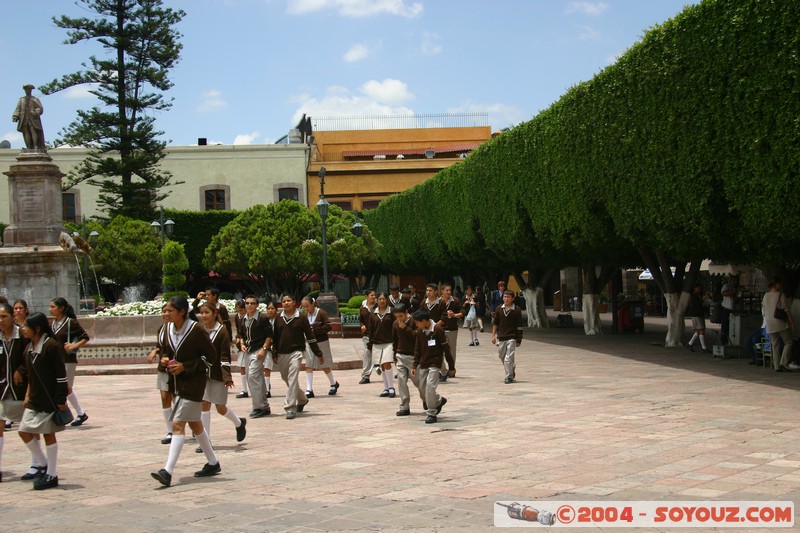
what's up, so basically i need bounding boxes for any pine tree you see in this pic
[40,0,185,220]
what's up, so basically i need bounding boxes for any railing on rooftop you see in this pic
[312,113,489,131]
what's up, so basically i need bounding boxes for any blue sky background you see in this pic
[1,0,696,147]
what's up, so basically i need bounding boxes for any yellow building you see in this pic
[306,113,492,210]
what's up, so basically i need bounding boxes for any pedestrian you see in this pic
[388,284,403,308]
[151,296,221,487]
[17,312,68,490]
[421,283,442,322]
[462,286,480,346]
[13,299,29,328]
[358,289,377,384]
[488,280,507,317]
[411,309,449,424]
[686,283,710,353]
[474,286,486,332]
[272,294,324,419]
[196,302,246,452]
[239,295,273,418]
[231,299,250,399]
[437,284,461,379]
[0,302,29,482]
[491,289,523,384]
[762,277,794,372]
[263,300,280,398]
[400,287,417,313]
[720,275,739,345]
[50,297,90,427]
[300,296,339,398]
[392,304,422,417]
[369,292,396,398]
[190,288,232,338]
[147,303,175,444]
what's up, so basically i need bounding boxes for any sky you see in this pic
[0,0,697,148]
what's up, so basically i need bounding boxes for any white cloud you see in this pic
[233,131,261,145]
[196,90,228,112]
[577,25,601,41]
[565,1,609,16]
[61,84,97,99]
[344,43,370,63]
[419,32,442,56]
[360,78,414,105]
[448,101,528,132]
[290,85,416,129]
[1,131,23,146]
[288,0,423,18]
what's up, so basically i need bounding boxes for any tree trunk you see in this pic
[664,291,690,347]
[582,293,602,335]
[523,286,548,328]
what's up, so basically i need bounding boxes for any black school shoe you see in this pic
[236,417,247,442]
[425,415,437,424]
[436,397,447,414]
[71,413,89,427]
[194,462,221,478]
[161,432,173,444]
[359,377,370,384]
[21,466,46,481]
[151,468,172,487]
[235,391,249,399]
[33,474,58,490]
[396,409,410,416]
[328,381,340,395]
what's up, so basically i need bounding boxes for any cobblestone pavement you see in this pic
[1,313,799,532]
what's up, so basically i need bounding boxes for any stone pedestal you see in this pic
[0,245,80,313]
[3,151,66,245]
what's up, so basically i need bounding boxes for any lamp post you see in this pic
[351,210,364,292]
[316,167,330,294]
[150,206,175,293]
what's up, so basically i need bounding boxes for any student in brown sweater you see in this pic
[146,303,176,444]
[300,297,339,398]
[0,302,29,482]
[391,304,423,416]
[358,289,377,384]
[369,292,396,398]
[491,290,524,384]
[151,296,221,487]
[411,309,449,424]
[436,284,462,380]
[273,294,324,419]
[50,297,90,427]
[17,312,68,490]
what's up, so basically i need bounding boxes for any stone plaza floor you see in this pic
[1,312,799,532]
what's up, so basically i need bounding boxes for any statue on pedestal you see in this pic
[11,84,45,151]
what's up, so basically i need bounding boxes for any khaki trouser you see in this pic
[498,339,516,381]
[276,351,308,413]
[417,367,442,417]
[395,353,424,411]
[769,328,793,370]
[247,350,269,410]
[360,337,373,379]
[440,329,458,375]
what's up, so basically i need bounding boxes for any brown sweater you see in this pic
[369,307,395,345]
[359,303,375,337]
[1,326,28,401]
[493,304,523,342]
[24,336,68,412]
[158,321,217,402]
[437,296,462,331]
[392,316,417,355]
[240,312,273,353]
[421,298,442,323]
[413,323,452,370]
[208,323,233,384]
[274,310,323,357]
[52,317,90,364]
[307,308,332,342]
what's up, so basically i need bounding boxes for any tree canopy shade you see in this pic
[40,0,185,220]
[91,215,161,291]
[366,0,800,342]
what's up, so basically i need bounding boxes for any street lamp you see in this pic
[150,206,175,293]
[316,167,330,294]
[351,211,364,291]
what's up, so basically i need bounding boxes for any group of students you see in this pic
[0,296,90,490]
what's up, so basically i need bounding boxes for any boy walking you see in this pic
[412,309,450,424]
[491,290,523,383]
[392,304,422,416]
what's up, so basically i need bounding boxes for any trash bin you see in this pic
[709,302,722,324]
[618,301,645,333]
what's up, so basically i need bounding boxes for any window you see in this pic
[331,201,352,210]
[278,187,299,202]
[361,200,382,210]
[62,192,77,222]
[204,189,226,211]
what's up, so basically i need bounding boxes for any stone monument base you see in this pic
[0,245,80,313]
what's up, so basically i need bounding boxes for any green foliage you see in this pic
[162,239,189,290]
[40,0,185,219]
[162,290,189,300]
[346,295,366,308]
[92,216,160,287]
[164,209,238,273]
[368,0,800,273]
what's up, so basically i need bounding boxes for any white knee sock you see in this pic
[699,335,707,349]
[26,438,47,467]
[306,372,314,391]
[201,411,211,438]
[222,407,241,427]
[195,430,218,466]
[689,332,698,346]
[67,391,84,416]
[162,408,173,434]
[382,371,390,389]
[240,375,248,392]
[164,434,184,474]
[384,368,394,388]
[264,374,271,391]
[325,370,336,385]
[45,443,58,477]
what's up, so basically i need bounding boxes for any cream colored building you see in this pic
[0,143,309,222]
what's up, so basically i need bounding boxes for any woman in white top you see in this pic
[761,277,794,372]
